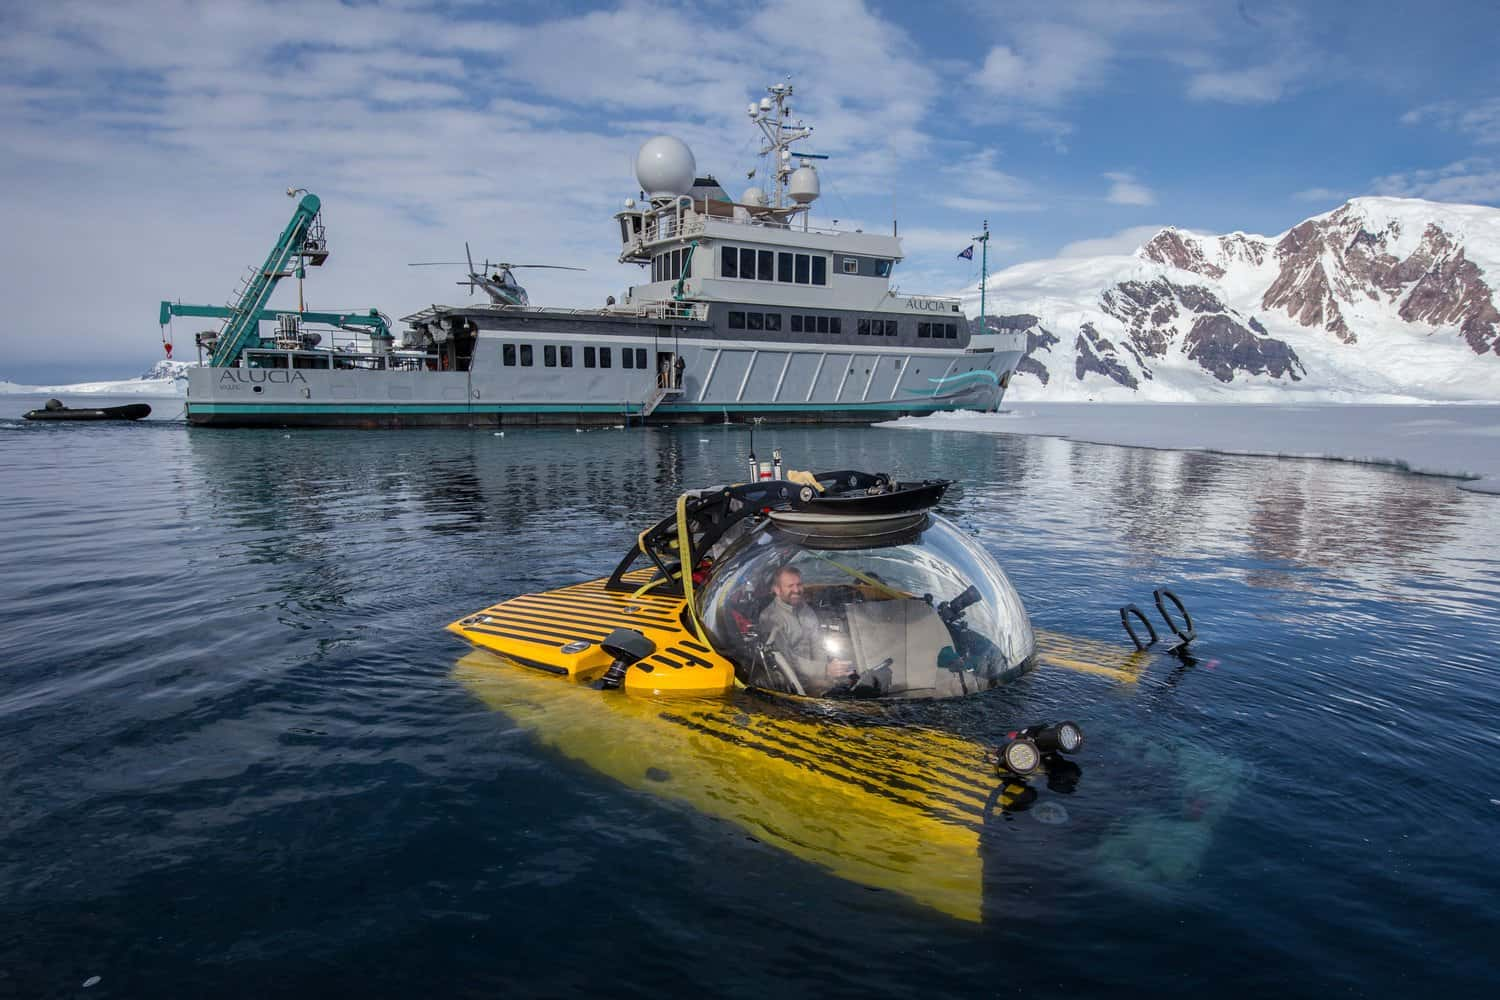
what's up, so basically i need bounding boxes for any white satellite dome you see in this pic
[635,135,696,199]
[788,164,820,204]
[740,187,768,208]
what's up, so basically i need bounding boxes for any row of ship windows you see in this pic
[501,344,650,369]
[726,312,962,338]
[720,246,830,286]
[651,245,895,285]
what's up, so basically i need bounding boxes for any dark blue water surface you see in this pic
[3,395,1498,998]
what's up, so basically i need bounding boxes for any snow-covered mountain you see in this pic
[0,359,193,395]
[971,197,1500,402]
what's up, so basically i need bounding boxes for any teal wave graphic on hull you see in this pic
[904,369,1001,397]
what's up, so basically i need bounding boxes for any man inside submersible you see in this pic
[757,565,861,696]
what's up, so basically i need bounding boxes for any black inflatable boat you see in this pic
[23,399,152,421]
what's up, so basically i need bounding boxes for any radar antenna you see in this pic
[747,82,826,213]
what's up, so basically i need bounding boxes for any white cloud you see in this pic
[1187,64,1291,104]
[1401,98,1500,145]
[976,23,1112,107]
[935,149,1045,214]
[1104,171,1156,206]
[897,226,1022,258]
[1370,158,1500,206]
[1057,224,1167,258]
[1293,187,1348,203]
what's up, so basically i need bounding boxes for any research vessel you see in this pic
[168,83,1026,428]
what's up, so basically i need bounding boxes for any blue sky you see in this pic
[2,0,1497,382]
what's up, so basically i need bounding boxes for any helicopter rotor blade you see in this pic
[409,261,470,266]
[497,264,589,271]
[465,241,475,275]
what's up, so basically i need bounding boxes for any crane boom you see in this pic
[209,194,324,367]
[158,301,389,339]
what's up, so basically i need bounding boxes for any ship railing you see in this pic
[416,301,709,322]
[638,202,872,245]
[627,300,708,321]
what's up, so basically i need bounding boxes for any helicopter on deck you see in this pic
[410,242,586,307]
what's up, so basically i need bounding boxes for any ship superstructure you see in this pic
[178,83,1027,427]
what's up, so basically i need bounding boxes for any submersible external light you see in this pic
[996,737,1041,775]
[995,722,1086,776]
[1016,721,1085,756]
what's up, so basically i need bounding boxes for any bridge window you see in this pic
[503,344,517,366]
[747,312,764,331]
[791,315,802,332]
[795,254,810,284]
[721,246,737,279]
[778,252,793,283]
[830,317,841,334]
[874,260,892,277]
[561,346,573,367]
[765,313,781,332]
[739,248,756,279]
[599,347,612,368]
[857,318,870,336]
[758,249,774,281]
[918,322,930,338]
[812,256,827,285]
[945,322,958,339]
[636,348,647,368]
[728,311,746,329]
[520,344,533,366]
[584,346,596,368]
[544,345,557,367]
[623,348,634,369]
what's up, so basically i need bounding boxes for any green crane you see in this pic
[157,301,390,341]
[160,192,388,366]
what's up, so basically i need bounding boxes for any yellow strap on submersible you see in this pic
[675,491,711,645]
[628,494,710,645]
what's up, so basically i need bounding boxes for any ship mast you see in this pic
[749,83,814,211]
[974,219,991,335]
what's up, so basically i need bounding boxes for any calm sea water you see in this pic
[3,395,1498,998]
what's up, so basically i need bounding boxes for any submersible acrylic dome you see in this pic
[696,512,1036,699]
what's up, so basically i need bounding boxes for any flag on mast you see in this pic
[957,245,974,260]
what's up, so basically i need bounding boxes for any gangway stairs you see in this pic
[642,382,684,417]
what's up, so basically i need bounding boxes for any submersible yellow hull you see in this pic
[454,649,1032,922]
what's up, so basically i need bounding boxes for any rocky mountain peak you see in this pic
[1140,228,1225,279]
[1262,199,1499,353]
[973,196,1500,401]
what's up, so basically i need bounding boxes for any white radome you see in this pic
[740,187,768,208]
[635,136,696,199]
[788,165,820,204]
